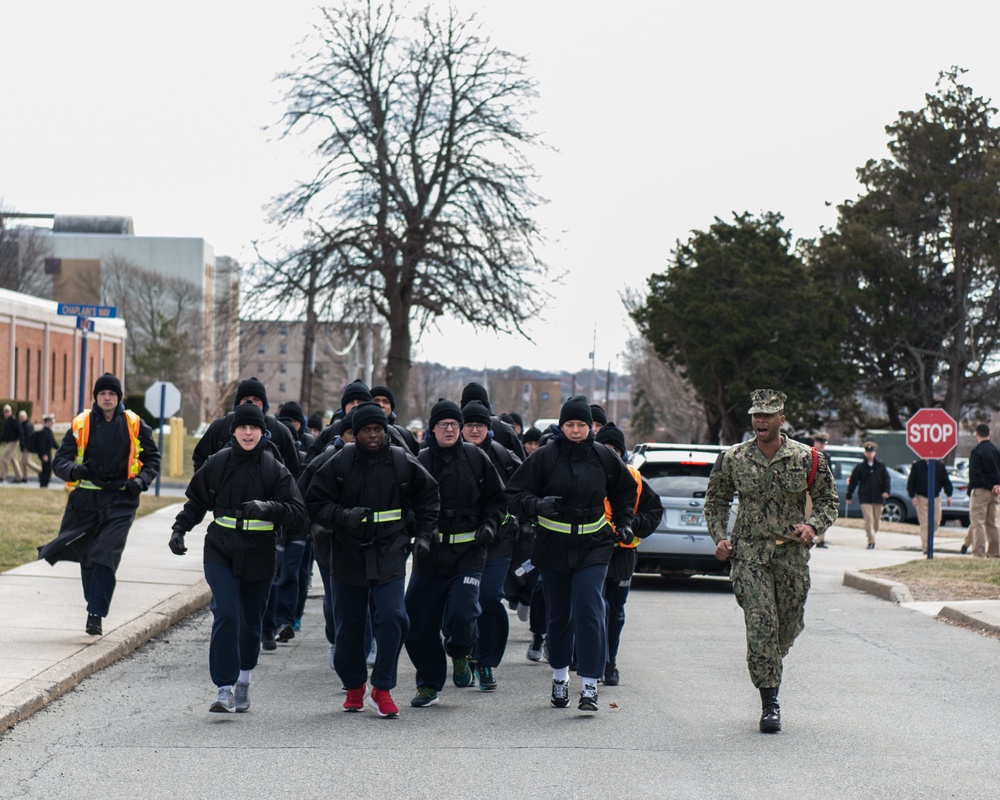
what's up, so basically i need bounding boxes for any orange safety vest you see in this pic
[66,408,144,489]
[604,463,642,548]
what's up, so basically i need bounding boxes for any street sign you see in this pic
[57,303,117,319]
[145,381,182,419]
[905,408,958,460]
[76,317,94,332]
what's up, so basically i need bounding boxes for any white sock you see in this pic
[219,684,234,692]
[580,677,598,690]
[552,667,569,682]
[238,670,251,684]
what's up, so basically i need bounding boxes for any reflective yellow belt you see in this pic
[215,516,275,531]
[437,530,477,544]
[77,480,124,491]
[538,515,606,535]
[367,509,403,523]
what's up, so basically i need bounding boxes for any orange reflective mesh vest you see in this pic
[604,463,642,548]
[65,409,143,489]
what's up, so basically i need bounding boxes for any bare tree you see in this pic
[257,0,547,418]
[101,255,203,417]
[0,215,53,297]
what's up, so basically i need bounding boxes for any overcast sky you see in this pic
[3,1,1000,374]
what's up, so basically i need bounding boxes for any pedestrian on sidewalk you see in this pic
[846,441,889,549]
[168,403,306,713]
[906,458,953,554]
[1,404,24,482]
[705,389,839,733]
[967,424,1000,559]
[38,374,161,636]
[35,414,58,488]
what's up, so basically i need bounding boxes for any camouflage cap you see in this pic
[748,389,786,415]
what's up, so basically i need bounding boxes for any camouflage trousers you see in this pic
[730,543,810,688]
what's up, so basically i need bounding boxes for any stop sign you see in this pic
[906,408,958,460]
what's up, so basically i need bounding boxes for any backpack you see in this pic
[419,441,487,495]
[206,445,282,499]
[335,442,411,502]
[536,438,618,489]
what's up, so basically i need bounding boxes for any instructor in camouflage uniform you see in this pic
[705,389,838,733]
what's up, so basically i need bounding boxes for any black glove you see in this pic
[336,506,371,530]
[124,478,145,497]
[475,520,497,546]
[242,499,278,520]
[616,524,634,545]
[169,527,187,555]
[70,459,95,481]
[413,535,434,558]
[535,496,562,518]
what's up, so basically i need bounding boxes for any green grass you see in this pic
[863,558,1000,587]
[0,487,180,572]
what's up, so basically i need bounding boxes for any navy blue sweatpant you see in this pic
[204,562,271,687]
[332,577,407,691]
[473,556,511,668]
[539,564,608,679]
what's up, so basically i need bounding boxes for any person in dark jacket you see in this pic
[504,395,636,713]
[406,399,506,707]
[967,423,1000,558]
[35,414,58,488]
[169,403,307,713]
[305,402,440,718]
[192,377,300,476]
[1,403,24,482]
[906,458,954,554]
[18,410,41,479]
[460,382,525,460]
[38,373,161,636]
[594,423,664,686]
[845,441,890,549]
[461,399,522,689]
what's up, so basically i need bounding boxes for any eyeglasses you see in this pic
[463,423,488,432]
[436,421,461,430]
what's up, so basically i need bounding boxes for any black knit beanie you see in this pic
[341,379,373,411]
[595,422,627,457]
[351,402,388,435]
[235,377,269,412]
[589,404,608,427]
[559,395,593,427]
[93,373,123,401]
[278,401,305,426]
[522,426,542,444]
[461,400,492,426]
[231,403,266,431]
[461,381,490,407]
[429,399,463,429]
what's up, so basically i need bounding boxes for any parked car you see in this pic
[823,445,916,523]
[630,447,735,578]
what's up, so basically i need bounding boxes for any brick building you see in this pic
[0,288,126,422]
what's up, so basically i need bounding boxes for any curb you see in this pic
[843,570,914,603]
[936,605,1000,637]
[0,580,211,735]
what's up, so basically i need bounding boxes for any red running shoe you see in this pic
[343,684,367,712]
[367,687,400,717]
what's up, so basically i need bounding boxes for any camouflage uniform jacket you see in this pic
[705,435,839,563]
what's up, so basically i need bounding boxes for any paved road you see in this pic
[1,532,997,800]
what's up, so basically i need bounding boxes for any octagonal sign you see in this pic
[905,408,958,460]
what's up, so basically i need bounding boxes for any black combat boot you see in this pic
[759,687,781,733]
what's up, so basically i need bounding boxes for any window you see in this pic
[258,344,266,354]
[259,363,265,373]
[279,343,287,355]
[279,383,287,393]
[279,363,287,373]
[63,353,68,401]
[258,323,267,336]
[279,325,288,336]
[51,351,56,401]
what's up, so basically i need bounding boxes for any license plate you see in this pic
[680,511,704,526]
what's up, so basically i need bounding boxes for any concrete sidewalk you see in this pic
[1,514,998,735]
[0,502,206,734]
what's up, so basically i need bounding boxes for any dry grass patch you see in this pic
[0,488,179,572]
[863,558,1000,601]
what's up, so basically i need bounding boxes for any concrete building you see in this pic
[0,287,127,422]
[36,216,239,427]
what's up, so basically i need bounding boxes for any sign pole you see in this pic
[78,328,88,414]
[156,383,166,497]
[927,460,936,560]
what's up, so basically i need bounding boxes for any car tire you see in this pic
[881,498,907,524]
[960,515,970,527]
